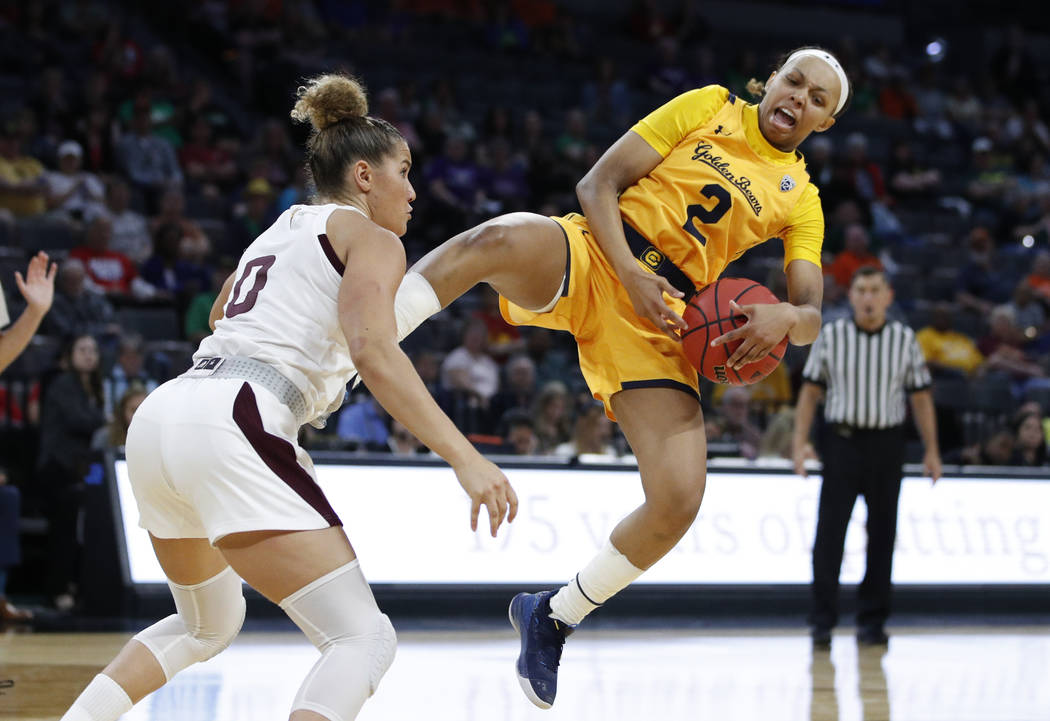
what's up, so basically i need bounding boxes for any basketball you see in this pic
[682,278,788,385]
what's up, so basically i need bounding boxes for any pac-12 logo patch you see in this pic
[779,174,796,192]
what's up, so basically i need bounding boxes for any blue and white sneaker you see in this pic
[508,590,573,709]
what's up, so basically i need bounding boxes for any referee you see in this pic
[792,266,941,648]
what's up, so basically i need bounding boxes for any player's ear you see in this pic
[814,115,836,133]
[350,159,372,192]
[766,70,777,86]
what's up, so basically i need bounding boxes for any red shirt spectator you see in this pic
[826,223,883,289]
[70,215,139,295]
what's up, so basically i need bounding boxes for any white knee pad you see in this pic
[133,565,245,681]
[280,560,397,721]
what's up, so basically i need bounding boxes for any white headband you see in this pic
[783,49,850,115]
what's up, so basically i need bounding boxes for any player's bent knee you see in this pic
[649,476,706,527]
[281,561,397,719]
[133,566,245,680]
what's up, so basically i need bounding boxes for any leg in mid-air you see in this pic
[509,386,707,707]
[396,212,569,339]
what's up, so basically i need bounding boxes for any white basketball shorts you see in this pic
[125,376,341,544]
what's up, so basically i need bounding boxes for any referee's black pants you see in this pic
[810,425,905,633]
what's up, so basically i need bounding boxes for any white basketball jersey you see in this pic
[196,203,361,422]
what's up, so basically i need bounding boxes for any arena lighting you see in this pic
[111,459,1050,587]
[1023,234,1036,248]
[926,38,947,63]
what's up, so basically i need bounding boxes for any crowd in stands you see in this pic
[3,0,1050,611]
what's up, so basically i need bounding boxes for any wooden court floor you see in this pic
[2,626,1048,720]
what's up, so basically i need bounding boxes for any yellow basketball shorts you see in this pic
[499,213,699,420]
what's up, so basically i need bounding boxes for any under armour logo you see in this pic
[714,125,724,134]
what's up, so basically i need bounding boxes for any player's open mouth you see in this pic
[773,108,796,129]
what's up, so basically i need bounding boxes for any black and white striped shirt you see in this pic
[802,318,932,429]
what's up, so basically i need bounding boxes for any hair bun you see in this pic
[291,74,368,131]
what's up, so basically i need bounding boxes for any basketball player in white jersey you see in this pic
[60,74,518,721]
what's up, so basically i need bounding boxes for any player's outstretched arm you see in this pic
[0,251,56,374]
[336,219,517,537]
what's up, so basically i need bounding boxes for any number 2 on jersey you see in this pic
[682,183,731,245]
[226,255,276,318]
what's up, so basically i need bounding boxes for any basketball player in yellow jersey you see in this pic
[394,46,850,708]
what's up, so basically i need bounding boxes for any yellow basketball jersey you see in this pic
[621,86,820,288]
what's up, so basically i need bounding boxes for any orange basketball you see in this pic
[682,278,788,385]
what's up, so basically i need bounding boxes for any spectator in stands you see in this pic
[647,36,692,97]
[335,395,389,451]
[957,225,1014,315]
[916,302,985,378]
[0,116,47,222]
[887,139,942,208]
[375,87,422,152]
[116,98,182,212]
[1025,250,1050,304]
[531,380,572,454]
[1009,409,1048,466]
[184,259,235,345]
[222,177,273,256]
[472,285,525,361]
[37,333,106,611]
[178,114,238,196]
[842,132,888,205]
[44,140,105,223]
[149,187,210,261]
[482,138,530,214]
[70,215,156,301]
[275,165,310,214]
[759,406,809,460]
[979,304,1047,387]
[102,333,159,418]
[948,426,1014,466]
[426,133,488,236]
[140,222,211,304]
[826,223,883,290]
[0,464,32,622]
[554,402,616,459]
[489,353,538,430]
[554,108,595,180]
[965,137,1015,220]
[245,118,297,189]
[711,386,761,460]
[945,76,982,138]
[804,136,833,187]
[503,408,540,456]
[99,177,151,264]
[582,56,633,131]
[41,258,119,339]
[74,103,116,175]
[912,64,953,140]
[387,419,426,456]
[92,382,148,450]
[1007,281,1047,337]
[441,317,500,406]
[877,68,918,121]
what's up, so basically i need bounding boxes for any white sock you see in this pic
[60,673,133,721]
[394,271,442,341]
[548,539,644,626]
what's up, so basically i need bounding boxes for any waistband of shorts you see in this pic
[181,356,308,424]
[620,218,696,298]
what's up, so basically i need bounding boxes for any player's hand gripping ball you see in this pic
[682,278,788,385]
